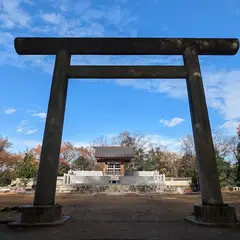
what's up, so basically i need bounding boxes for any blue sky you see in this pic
[0,0,240,153]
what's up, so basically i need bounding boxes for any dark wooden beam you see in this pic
[68,66,187,79]
[15,38,239,55]
[96,157,132,162]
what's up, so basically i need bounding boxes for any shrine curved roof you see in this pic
[94,146,134,159]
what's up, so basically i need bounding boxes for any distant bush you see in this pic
[0,169,16,186]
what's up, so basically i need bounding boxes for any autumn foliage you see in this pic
[1,125,240,188]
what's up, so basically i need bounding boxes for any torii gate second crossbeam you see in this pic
[10,37,240,227]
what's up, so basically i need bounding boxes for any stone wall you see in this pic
[10,177,64,187]
[74,176,110,184]
[56,184,168,194]
[119,176,157,185]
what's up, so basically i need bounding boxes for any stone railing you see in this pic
[222,186,240,191]
[165,177,191,187]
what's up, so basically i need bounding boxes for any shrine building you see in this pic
[94,146,134,177]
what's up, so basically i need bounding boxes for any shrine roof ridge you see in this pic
[94,146,134,159]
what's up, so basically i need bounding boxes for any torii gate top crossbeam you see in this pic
[15,38,239,55]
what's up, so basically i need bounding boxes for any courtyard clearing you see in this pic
[0,192,240,239]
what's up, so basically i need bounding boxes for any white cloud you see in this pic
[73,142,91,148]
[40,13,63,25]
[16,127,24,132]
[0,31,14,46]
[218,120,240,134]
[219,120,239,129]
[0,0,31,29]
[115,69,240,135]
[5,108,16,114]
[146,134,181,152]
[32,112,47,119]
[19,140,41,148]
[26,129,38,135]
[204,70,240,121]
[0,1,239,137]
[22,0,34,6]
[8,139,41,152]
[16,119,37,135]
[20,120,28,124]
[0,1,139,71]
[159,117,185,127]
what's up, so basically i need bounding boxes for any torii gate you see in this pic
[11,37,240,227]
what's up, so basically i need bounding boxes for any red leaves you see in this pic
[30,142,94,163]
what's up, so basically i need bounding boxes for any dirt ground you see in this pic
[1,192,240,240]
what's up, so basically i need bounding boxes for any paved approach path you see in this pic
[0,192,240,240]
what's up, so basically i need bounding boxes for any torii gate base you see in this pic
[9,37,240,228]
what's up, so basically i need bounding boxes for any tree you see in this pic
[0,169,16,186]
[91,135,111,146]
[190,168,200,191]
[112,131,147,149]
[180,134,199,190]
[180,131,238,161]
[92,161,105,171]
[212,130,238,161]
[0,136,21,167]
[31,142,96,172]
[178,153,196,177]
[0,136,12,152]
[235,124,240,186]
[180,131,239,188]
[144,146,168,173]
[71,156,93,170]
[31,144,42,161]
[131,147,146,171]
[141,147,157,171]
[0,137,22,185]
[58,159,70,176]
[216,150,236,187]
[160,151,182,177]
[111,131,147,171]
[60,142,79,163]
[16,150,38,185]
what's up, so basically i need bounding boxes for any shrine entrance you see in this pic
[12,37,240,227]
[106,163,121,176]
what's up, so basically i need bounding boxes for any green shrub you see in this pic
[0,169,16,186]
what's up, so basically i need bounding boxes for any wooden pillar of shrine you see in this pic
[103,162,107,176]
[121,160,125,176]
